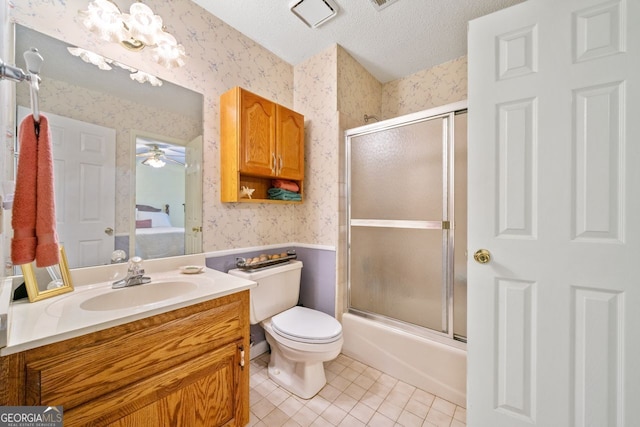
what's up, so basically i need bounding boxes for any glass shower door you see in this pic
[347,114,451,333]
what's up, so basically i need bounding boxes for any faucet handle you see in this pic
[111,249,127,264]
[128,256,144,274]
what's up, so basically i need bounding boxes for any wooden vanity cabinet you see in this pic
[0,291,250,427]
[220,86,304,202]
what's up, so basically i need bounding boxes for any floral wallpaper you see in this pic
[8,0,468,260]
[381,55,468,119]
[293,45,339,247]
[337,47,382,125]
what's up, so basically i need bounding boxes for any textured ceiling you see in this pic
[191,0,526,83]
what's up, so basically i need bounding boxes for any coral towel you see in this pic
[11,114,59,267]
[272,179,300,192]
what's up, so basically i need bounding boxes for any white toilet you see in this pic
[228,260,343,399]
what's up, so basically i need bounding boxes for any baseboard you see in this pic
[250,340,269,360]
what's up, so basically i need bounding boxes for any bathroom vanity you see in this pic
[0,255,255,427]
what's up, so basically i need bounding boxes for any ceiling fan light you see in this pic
[143,157,166,168]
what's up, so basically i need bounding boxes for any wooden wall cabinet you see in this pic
[221,87,304,203]
[0,291,250,427]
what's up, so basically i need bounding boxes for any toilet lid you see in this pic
[271,306,342,344]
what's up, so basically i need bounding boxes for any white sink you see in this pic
[80,281,199,311]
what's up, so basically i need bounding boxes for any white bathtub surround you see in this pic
[341,313,466,407]
[0,253,256,355]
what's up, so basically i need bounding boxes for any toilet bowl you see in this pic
[262,306,343,398]
[228,260,343,399]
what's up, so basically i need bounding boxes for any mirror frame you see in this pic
[22,246,74,302]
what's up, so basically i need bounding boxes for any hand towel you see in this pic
[34,115,59,267]
[11,114,59,267]
[272,179,300,192]
[11,115,38,265]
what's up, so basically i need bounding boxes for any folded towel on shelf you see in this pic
[272,179,300,192]
[268,188,302,201]
[11,114,59,267]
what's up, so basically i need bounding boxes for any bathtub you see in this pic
[341,313,466,407]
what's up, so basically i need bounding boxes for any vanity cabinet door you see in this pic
[100,341,244,427]
[276,104,304,180]
[238,89,277,177]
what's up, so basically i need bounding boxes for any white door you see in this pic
[18,107,116,268]
[184,135,202,254]
[467,0,639,426]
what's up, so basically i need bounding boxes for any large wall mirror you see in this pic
[12,24,204,269]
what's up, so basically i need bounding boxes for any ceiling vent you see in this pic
[369,0,401,11]
[290,0,339,28]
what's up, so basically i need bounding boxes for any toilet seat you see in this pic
[271,306,342,344]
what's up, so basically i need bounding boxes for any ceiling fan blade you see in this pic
[164,156,185,166]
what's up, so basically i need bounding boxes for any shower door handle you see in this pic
[473,249,491,264]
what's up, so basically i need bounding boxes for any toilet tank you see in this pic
[228,260,303,324]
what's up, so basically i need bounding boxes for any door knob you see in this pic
[473,249,491,264]
[104,227,114,236]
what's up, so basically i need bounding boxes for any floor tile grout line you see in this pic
[248,352,466,426]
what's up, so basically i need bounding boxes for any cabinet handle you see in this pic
[271,153,277,174]
[278,156,283,174]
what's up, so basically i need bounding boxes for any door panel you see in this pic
[350,118,445,221]
[468,0,640,426]
[276,104,304,180]
[239,91,276,176]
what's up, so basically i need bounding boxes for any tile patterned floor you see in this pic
[248,353,466,427]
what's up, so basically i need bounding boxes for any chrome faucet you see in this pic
[112,256,151,289]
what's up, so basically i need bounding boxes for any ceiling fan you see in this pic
[136,143,185,168]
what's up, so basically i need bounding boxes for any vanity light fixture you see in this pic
[78,0,186,68]
[68,47,163,86]
[67,47,114,70]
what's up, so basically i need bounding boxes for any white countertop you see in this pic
[0,254,256,356]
